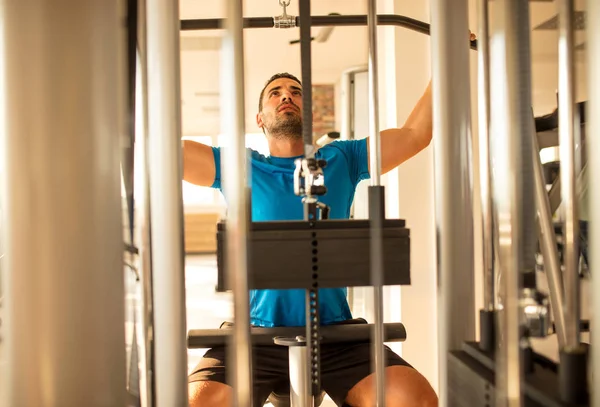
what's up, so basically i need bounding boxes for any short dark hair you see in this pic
[258,72,302,112]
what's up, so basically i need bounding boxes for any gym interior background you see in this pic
[0,0,593,406]
[175,0,590,398]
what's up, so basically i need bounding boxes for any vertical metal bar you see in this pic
[477,0,495,312]
[588,0,600,405]
[0,1,127,406]
[298,2,319,404]
[135,0,156,403]
[366,1,385,406]
[430,0,475,404]
[222,0,253,406]
[299,0,315,159]
[532,121,567,349]
[489,0,533,404]
[289,345,309,407]
[557,0,580,349]
[146,0,188,404]
[367,0,382,187]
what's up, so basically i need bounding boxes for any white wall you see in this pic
[376,0,440,392]
[532,58,589,115]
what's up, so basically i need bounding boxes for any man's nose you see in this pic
[280,91,293,102]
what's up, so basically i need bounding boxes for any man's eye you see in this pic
[271,91,279,97]
[293,91,302,96]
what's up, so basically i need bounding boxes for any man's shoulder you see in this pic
[317,138,366,158]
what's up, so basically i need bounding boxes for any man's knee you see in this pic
[385,366,438,407]
[346,365,438,407]
[188,380,232,407]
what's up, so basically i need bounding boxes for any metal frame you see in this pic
[557,0,581,351]
[589,0,600,405]
[180,14,478,51]
[1,0,595,405]
[477,0,494,315]
[430,1,476,406]
[454,0,592,404]
[532,121,567,350]
[1,2,127,405]
[133,0,156,403]
[489,1,535,404]
[146,0,189,404]
[366,2,386,404]
[221,0,253,405]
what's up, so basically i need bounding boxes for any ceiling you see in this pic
[177,0,588,136]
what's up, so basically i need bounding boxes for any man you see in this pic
[184,72,437,407]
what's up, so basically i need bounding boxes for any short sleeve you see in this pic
[210,146,222,189]
[331,139,370,188]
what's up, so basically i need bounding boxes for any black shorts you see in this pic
[188,319,412,407]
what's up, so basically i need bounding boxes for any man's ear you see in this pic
[256,112,264,129]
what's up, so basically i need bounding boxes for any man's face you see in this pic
[257,78,303,139]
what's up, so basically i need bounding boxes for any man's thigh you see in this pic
[320,342,411,406]
[188,345,290,406]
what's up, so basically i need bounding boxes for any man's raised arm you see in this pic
[371,81,433,175]
[182,140,217,187]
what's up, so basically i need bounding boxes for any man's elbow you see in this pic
[420,130,433,149]
[411,128,432,153]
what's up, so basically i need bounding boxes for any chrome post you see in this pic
[557,0,580,350]
[489,0,535,404]
[430,0,475,404]
[134,0,155,403]
[146,0,188,404]
[1,1,127,405]
[222,1,253,406]
[289,342,310,407]
[366,0,385,405]
[477,0,495,313]
[588,0,600,405]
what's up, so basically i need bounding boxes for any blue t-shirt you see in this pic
[211,139,370,327]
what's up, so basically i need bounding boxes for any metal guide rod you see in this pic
[588,0,600,405]
[146,0,188,404]
[289,345,310,407]
[531,120,567,349]
[180,14,478,50]
[366,0,385,405]
[134,0,156,403]
[477,0,494,311]
[298,2,318,404]
[430,0,475,404]
[222,0,253,405]
[558,0,580,349]
[299,0,314,158]
[1,1,127,405]
[367,1,382,187]
[490,0,533,404]
[125,0,138,246]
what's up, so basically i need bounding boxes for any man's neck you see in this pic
[267,137,305,157]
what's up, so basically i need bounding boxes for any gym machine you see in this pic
[1,0,598,406]
[185,0,415,405]
[433,0,597,406]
